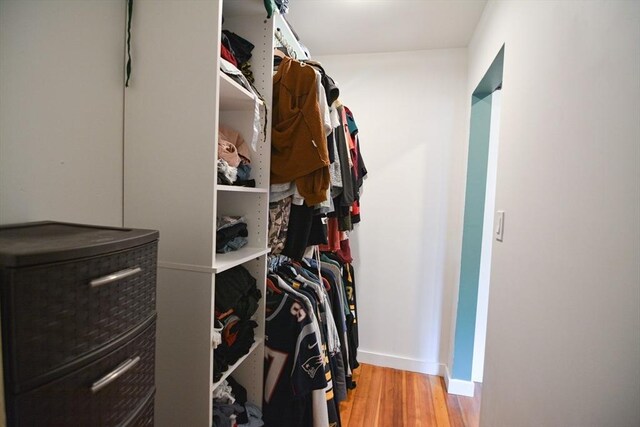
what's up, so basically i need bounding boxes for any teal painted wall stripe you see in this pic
[452,95,493,381]
[451,45,504,383]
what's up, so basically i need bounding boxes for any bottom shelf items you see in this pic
[213,373,264,427]
[212,338,262,392]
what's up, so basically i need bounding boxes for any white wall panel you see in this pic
[0,0,125,226]
[315,49,469,374]
[469,2,640,426]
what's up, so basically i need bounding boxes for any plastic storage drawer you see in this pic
[126,391,155,427]
[1,241,157,393]
[7,317,156,427]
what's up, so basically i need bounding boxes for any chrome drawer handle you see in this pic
[90,356,141,393]
[90,267,142,288]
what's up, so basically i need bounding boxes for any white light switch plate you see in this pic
[495,211,505,242]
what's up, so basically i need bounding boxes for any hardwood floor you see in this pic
[340,364,482,427]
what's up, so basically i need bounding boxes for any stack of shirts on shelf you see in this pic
[219,27,267,154]
[221,30,255,89]
[213,265,261,382]
[213,376,264,427]
[217,216,249,253]
[217,124,255,188]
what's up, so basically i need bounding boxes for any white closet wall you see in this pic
[469,2,640,426]
[315,49,469,375]
[0,0,125,227]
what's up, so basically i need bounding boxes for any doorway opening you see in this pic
[447,46,504,397]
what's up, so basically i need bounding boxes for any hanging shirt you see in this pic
[272,57,330,205]
[272,275,330,427]
[264,292,327,427]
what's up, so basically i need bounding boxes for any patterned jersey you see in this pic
[264,292,328,427]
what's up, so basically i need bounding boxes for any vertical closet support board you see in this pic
[155,269,215,426]
[123,1,275,426]
[124,0,220,268]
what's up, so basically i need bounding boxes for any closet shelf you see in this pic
[211,338,263,393]
[219,72,261,110]
[214,247,271,273]
[157,246,270,274]
[217,185,268,194]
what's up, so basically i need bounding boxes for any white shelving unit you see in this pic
[218,185,268,194]
[123,1,274,425]
[214,247,271,274]
[219,73,261,108]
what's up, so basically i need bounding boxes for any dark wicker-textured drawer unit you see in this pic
[126,391,155,427]
[10,318,156,427]
[0,221,159,427]
[3,241,157,392]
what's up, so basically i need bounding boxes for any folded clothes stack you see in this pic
[220,29,255,88]
[217,216,248,253]
[213,265,261,382]
[213,316,257,382]
[213,376,264,427]
[217,124,256,188]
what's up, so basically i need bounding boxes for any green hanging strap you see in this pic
[125,0,133,87]
[263,0,275,18]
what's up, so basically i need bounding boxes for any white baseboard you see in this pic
[356,351,476,398]
[357,350,445,376]
[444,365,475,397]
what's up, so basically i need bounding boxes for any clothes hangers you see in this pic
[273,47,287,68]
[266,276,282,294]
[274,28,297,60]
[273,47,287,59]
[278,263,299,279]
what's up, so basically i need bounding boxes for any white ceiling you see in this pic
[285,0,488,56]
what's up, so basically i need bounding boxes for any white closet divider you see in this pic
[124,1,274,425]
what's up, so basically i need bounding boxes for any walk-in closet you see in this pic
[1,1,639,426]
